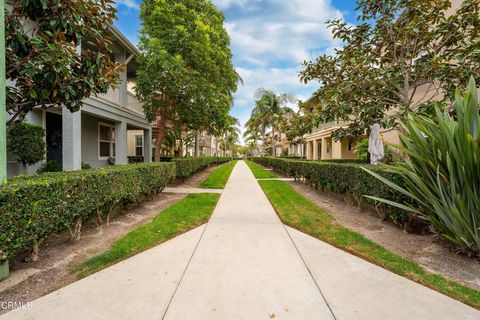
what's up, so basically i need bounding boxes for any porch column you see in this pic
[62,109,82,171]
[117,50,128,108]
[144,128,152,163]
[115,121,128,165]
[332,139,343,159]
[313,139,318,160]
[321,137,328,160]
[306,141,311,160]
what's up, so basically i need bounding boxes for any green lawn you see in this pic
[200,160,238,189]
[77,193,219,278]
[245,160,278,179]
[251,166,480,309]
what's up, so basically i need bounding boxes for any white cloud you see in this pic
[213,0,252,9]
[116,0,140,10]
[209,0,345,141]
[219,0,342,66]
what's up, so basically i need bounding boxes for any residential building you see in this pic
[266,131,289,157]
[7,26,152,177]
[287,138,306,158]
[198,133,220,156]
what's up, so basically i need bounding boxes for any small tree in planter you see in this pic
[8,121,46,174]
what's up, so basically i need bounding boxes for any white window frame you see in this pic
[135,134,144,157]
[98,122,115,160]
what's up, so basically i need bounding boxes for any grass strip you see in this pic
[200,160,238,189]
[251,166,480,309]
[245,160,278,179]
[77,193,219,278]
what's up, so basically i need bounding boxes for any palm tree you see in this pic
[251,88,295,157]
[243,126,261,156]
[220,115,240,156]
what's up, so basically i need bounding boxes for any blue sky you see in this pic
[114,0,358,135]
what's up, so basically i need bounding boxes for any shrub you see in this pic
[81,162,92,170]
[173,157,230,179]
[364,79,480,255]
[37,160,62,173]
[317,159,368,164]
[251,157,412,228]
[0,162,175,261]
[354,138,369,161]
[7,121,46,173]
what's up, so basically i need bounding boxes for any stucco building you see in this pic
[7,27,152,177]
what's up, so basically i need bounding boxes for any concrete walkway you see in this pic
[2,161,479,319]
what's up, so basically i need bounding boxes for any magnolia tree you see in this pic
[300,0,480,139]
[137,0,238,161]
[5,0,123,126]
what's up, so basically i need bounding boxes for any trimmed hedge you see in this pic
[316,159,368,164]
[251,157,414,228]
[0,162,175,261]
[173,157,230,179]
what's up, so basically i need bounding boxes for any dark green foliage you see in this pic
[251,157,411,227]
[0,163,175,261]
[364,79,480,254]
[317,159,368,164]
[280,156,306,160]
[173,157,230,179]
[37,160,62,173]
[354,138,369,161]
[81,162,92,170]
[6,0,122,123]
[7,121,46,166]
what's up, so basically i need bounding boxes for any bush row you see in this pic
[173,157,230,179]
[0,162,176,261]
[251,157,417,229]
[315,159,368,164]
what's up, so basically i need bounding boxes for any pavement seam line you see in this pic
[250,164,338,319]
[160,222,210,320]
[283,224,338,320]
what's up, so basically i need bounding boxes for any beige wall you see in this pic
[127,130,144,157]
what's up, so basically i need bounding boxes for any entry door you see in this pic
[46,112,63,168]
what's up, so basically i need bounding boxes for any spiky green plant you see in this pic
[363,78,480,254]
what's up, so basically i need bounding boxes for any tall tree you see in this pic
[6,0,122,126]
[219,115,240,156]
[243,125,261,156]
[300,0,480,139]
[137,0,238,161]
[251,89,295,157]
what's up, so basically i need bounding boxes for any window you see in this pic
[348,140,354,152]
[99,123,115,159]
[135,135,143,157]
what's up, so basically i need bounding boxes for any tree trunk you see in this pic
[271,126,276,157]
[194,131,200,156]
[224,135,227,156]
[179,125,187,157]
[262,126,267,156]
[154,115,167,162]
